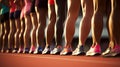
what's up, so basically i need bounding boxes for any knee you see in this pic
[8,33,11,39]
[24,31,30,38]
[14,33,17,38]
[4,30,9,35]
[66,13,78,24]
[3,35,5,40]
[17,28,21,33]
[19,33,22,39]
[23,33,26,38]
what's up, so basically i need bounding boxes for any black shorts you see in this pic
[9,12,15,20]
[36,0,48,9]
[0,12,9,23]
[31,0,36,12]
[0,15,2,23]
[14,10,21,19]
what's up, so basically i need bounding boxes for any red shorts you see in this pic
[9,0,16,13]
[48,0,54,5]
[10,7,16,13]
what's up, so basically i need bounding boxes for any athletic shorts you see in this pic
[9,12,15,20]
[0,12,9,23]
[0,15,2,23]
[35,0,48,9]
[9,0,16,13]
[20,3,32,19]
[48,0,54,5]
[31,0,36,12]
[14,10,21,19]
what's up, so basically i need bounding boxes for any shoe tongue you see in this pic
[25,48,30,51]
[38,48,42,51]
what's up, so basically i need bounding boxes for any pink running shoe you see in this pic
[86,44,101,56]
[112,45,120,53]
[29,45,36,54]
[17,47,24,53]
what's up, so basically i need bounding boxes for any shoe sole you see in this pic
[51,52,61,55]
[103,53,120,57]
[42,51,50,55]
[60,52,72,56]
[86,53,101,56]
[72,52,85,56]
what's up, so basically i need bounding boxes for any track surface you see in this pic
[0,53,120,67]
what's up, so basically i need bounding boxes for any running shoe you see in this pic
[34,47,43,54]
[60,47,72,55]
[103,45,120,57]
[1,49,4,53]
[29,45,35,54]
[86,44,101,56]
[6,48,13,53]
[0,48,4,53]
[102,47,111,56]
[42,46,51,54]
[12,48,19,53]
[1,48,8,53]
[23,48,30,53]
[72,45,85,56]
[50,46,62,55]
[17,47,24,53]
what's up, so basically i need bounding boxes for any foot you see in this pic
[17,47,24,53]
[23,48,30,53]
[6,48,13,53]
[86,44,101,56]
[42,46,51,54]
[1,49,4,53]
[102,47,111,56]
[103,45,120,57]
[29,46,35,54]
[50,46,62,55]
[60,47,72,55]
[1,48,8,53]
[12,48,19,53]
[34,47,43,54]
[72,45,85,56]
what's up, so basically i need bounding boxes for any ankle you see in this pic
[64,45,71,48]
[56,45,62,48]
[77,45,84,48]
